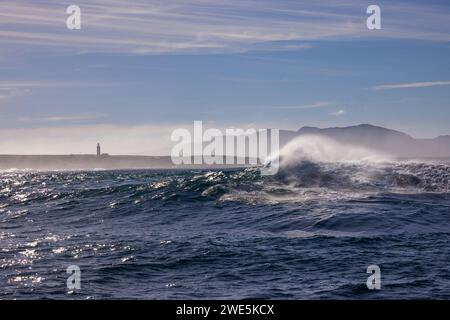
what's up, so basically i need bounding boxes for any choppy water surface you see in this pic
[1,159,450,299]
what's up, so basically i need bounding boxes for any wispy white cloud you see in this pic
[0,80,134,104]
[0,0,449,55]
[0,80,133,88]
[373,81,450,90]
[329,109,345,116]
[19,114,103,123]
[272,101,332,109]
[215,76,292,83]
[0,88,18,100]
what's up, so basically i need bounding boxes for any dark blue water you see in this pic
[1,161,450,299]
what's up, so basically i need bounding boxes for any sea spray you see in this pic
[277,135,390,167]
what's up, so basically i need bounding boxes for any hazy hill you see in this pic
[280,124,450,158]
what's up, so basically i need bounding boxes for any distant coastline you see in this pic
[0,155,250,170]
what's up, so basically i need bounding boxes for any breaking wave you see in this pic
[217,135,450,204]
[276,135,390,165]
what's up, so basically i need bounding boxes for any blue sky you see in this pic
[0,0,449,154]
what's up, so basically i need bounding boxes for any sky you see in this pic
[0,0,449,155]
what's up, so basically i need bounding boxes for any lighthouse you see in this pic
[97,143,101,157]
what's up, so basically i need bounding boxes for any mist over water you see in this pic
[277,135,391,165]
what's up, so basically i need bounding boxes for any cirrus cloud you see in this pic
[1,0,450,56]
[372,80,450,90]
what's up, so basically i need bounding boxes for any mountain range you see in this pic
[279,124,450,158]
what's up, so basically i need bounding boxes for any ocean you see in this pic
[1,159,450,299]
